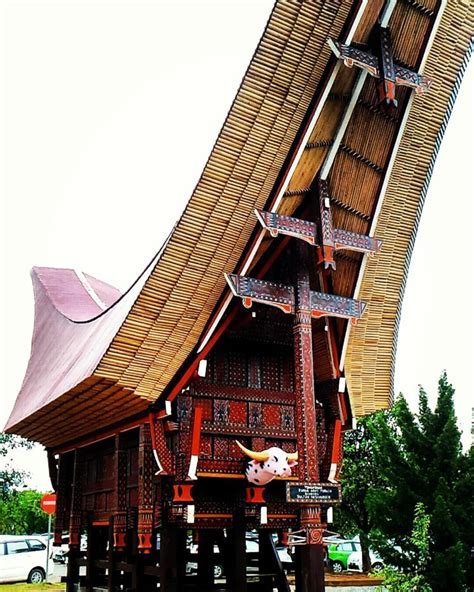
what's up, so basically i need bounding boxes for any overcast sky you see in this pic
[0,1,472,491]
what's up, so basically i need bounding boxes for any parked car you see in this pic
[327,539,383,573]
[52,533,87,563]
[0,535,55,584]
[186,535,293,578]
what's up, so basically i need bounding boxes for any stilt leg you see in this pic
[226,507,247,592]
[159,520,178,592]
[295,543,325,592]
[197,530,215,591]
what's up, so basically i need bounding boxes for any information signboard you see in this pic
[286,482,341,504]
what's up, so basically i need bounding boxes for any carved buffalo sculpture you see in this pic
[236,441,298,486]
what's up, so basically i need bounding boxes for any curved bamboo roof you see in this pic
[5,0,473,447]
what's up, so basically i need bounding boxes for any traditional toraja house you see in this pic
[5,1,473,591]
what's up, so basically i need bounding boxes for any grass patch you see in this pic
[0,585,65,591]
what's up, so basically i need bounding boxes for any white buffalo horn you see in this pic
[287,451,298,462]
[235,440,270,462]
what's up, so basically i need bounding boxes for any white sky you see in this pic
[0,1,472,491]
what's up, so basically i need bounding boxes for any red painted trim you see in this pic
[53,417,146,454]
[148,412,157,449]
[331,419,342,465]
[191,407,203,455]
[338,392,348,424]
[320,273,341,378]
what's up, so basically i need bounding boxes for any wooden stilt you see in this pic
[295,544,325,592]
[107,517,117,592]
[197,530,215,591]
[159,519,178,592]
[66,547,80,592]
[67,450,83,592]
[176,529,187,591]
[85,520,96,592]
[227,507,247,592]
[258,531,274,592]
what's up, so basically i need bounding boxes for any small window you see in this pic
[27,539,46,551]
[7,540,30,554]
[0,543,5,555]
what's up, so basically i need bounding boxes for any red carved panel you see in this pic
[252,437,266,451]
[229,401,247,424]
[200,436,212,458]
[214,399,229,424]
[249,403,263,428]
[281,406,295,431]
[229,440,245,459]
[196,398,212,421]
[263,404,280,427]
[214,438,229,458]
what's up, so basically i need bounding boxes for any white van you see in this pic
[0,535,55,583]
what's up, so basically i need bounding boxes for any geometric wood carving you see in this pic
[225,273,367,324]
[328,32,432,111]
[255,179,382,272]
[137,424,154,554]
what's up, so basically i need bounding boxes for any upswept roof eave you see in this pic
[345,7,474,417]
[94,0,355,397]
[5,249,164,433]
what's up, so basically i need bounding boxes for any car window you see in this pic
[27,539,46,551]
[339,542,354,551]
[7,540,30,554]
[0,543,5,555]
[246,540,259,553]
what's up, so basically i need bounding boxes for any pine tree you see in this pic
[368,373,472,591]
[334,413,389,572]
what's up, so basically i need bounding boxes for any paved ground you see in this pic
[48,561,385,590]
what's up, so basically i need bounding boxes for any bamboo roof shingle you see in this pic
[5,0,473,447]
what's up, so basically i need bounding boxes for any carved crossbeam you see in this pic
[225,273,366,325]
[256,182,381,272]
[328,31,431,110]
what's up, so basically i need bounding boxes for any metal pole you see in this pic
[45,513,52,583]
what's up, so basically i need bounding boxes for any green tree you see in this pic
[0,433,33,498]
[0,433,50,534]
[0,489,50,534]
[369,373,473,591]
[379,502,432,592]
[334,413,389,572]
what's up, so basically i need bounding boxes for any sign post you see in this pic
[40,493,56,583]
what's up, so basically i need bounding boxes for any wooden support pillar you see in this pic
[138,424,154,554]
[131,552,145,592]
[55,453,72,545]
[113,433,128,551]
[295,543,325,592]
[226,506,247,592]
[197,530,215,590]
[293,241,319,483]
[107,517,117,592]
[176,529,187,591]
[293,242,326,592]
[66,450,83,592]
[66,547,81,592]
[159,516,178,592]
[259,531,274,592]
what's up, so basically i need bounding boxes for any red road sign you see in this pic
[40,493,56,514]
